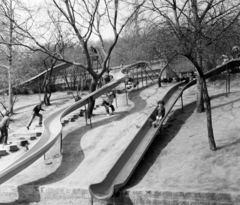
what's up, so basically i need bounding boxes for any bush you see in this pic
[20,87,29,94]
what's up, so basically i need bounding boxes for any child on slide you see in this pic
[152,100,165,128]
[102,92,116,116]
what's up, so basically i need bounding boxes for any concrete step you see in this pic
[69,118,75,122]
[0,148,8,156]
[8,140,29,147]
[62,119,69,124]
[9,144,19,152]
[10,130,42,137]
[3,144,19,152]
[61,120,69,126]
[10,135,37,141]
[72,114,79,119]
[67,114,79,122]
[79,109,85,117]
[69,113,79,118]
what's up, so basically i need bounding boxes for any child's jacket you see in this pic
[157,107,165,118]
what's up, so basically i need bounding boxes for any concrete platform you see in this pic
[8,140,29,147]
[0,148,8,156]
[69,118,75,122]
[0,186,239,205]
[79,109,85,117]
[3,144,19,152]
[10,130,42,137]
[9,135,37,142]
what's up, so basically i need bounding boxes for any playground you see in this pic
[1,72,240,204]
[1,1,240,204]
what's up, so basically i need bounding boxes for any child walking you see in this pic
[0,110,10,146]
[26,101,45,130]
[152,100,165,128]
[102,92,116,116]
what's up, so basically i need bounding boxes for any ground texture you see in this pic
[1,80,240,205]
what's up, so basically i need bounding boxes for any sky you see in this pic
[20,0,122,42]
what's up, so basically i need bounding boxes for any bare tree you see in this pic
[0,0,146,117]
[0,0,15,113]
[148,0,240,151]
[40,10,70,106]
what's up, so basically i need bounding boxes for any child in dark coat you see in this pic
[152,100,165,128]
[26,101,45,129]
[0,110,10,146]
[102,92,116,116]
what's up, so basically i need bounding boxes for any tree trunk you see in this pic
[8,67,13,113]
[196,73,205,113]
[43,86,51,106]
[87,78,98,118]
[44,95,50,106]
[202,78,217,151]
[43,89,48,105]
[8,0,13,113]
[158,68,162,87]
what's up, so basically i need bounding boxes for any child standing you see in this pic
[102,92,116,116]
[0,110,10,146]
[26,101,45,130]
[152,100,165,128]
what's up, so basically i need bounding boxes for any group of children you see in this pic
[0,92,116,147]
[0,101,45,147]
[0,90,165,147]
[101,91,166,128]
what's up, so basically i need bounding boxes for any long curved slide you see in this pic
[0,61,146,185]
[0,62,72,94]
[88,59,240,200]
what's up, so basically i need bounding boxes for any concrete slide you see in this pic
[88,59,240,200]
[0,61,145,185]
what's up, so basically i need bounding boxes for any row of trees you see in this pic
[0,0,240,150]
[113,0,240,151]
[0,0,146,115]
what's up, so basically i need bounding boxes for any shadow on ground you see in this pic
[114,86,150,121]
[123,101,196,190]
[211,93,240,110]
[217,138,240,150]
[2,86,151,205]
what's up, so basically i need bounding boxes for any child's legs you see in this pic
[102,101,110,114]
[36,113,43,125]
[156,116,162,124]
[103,105,110,114]
[105,106,110,114]
[27,113,36,127]
[102,101,108,106]
[109,105,115,112]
